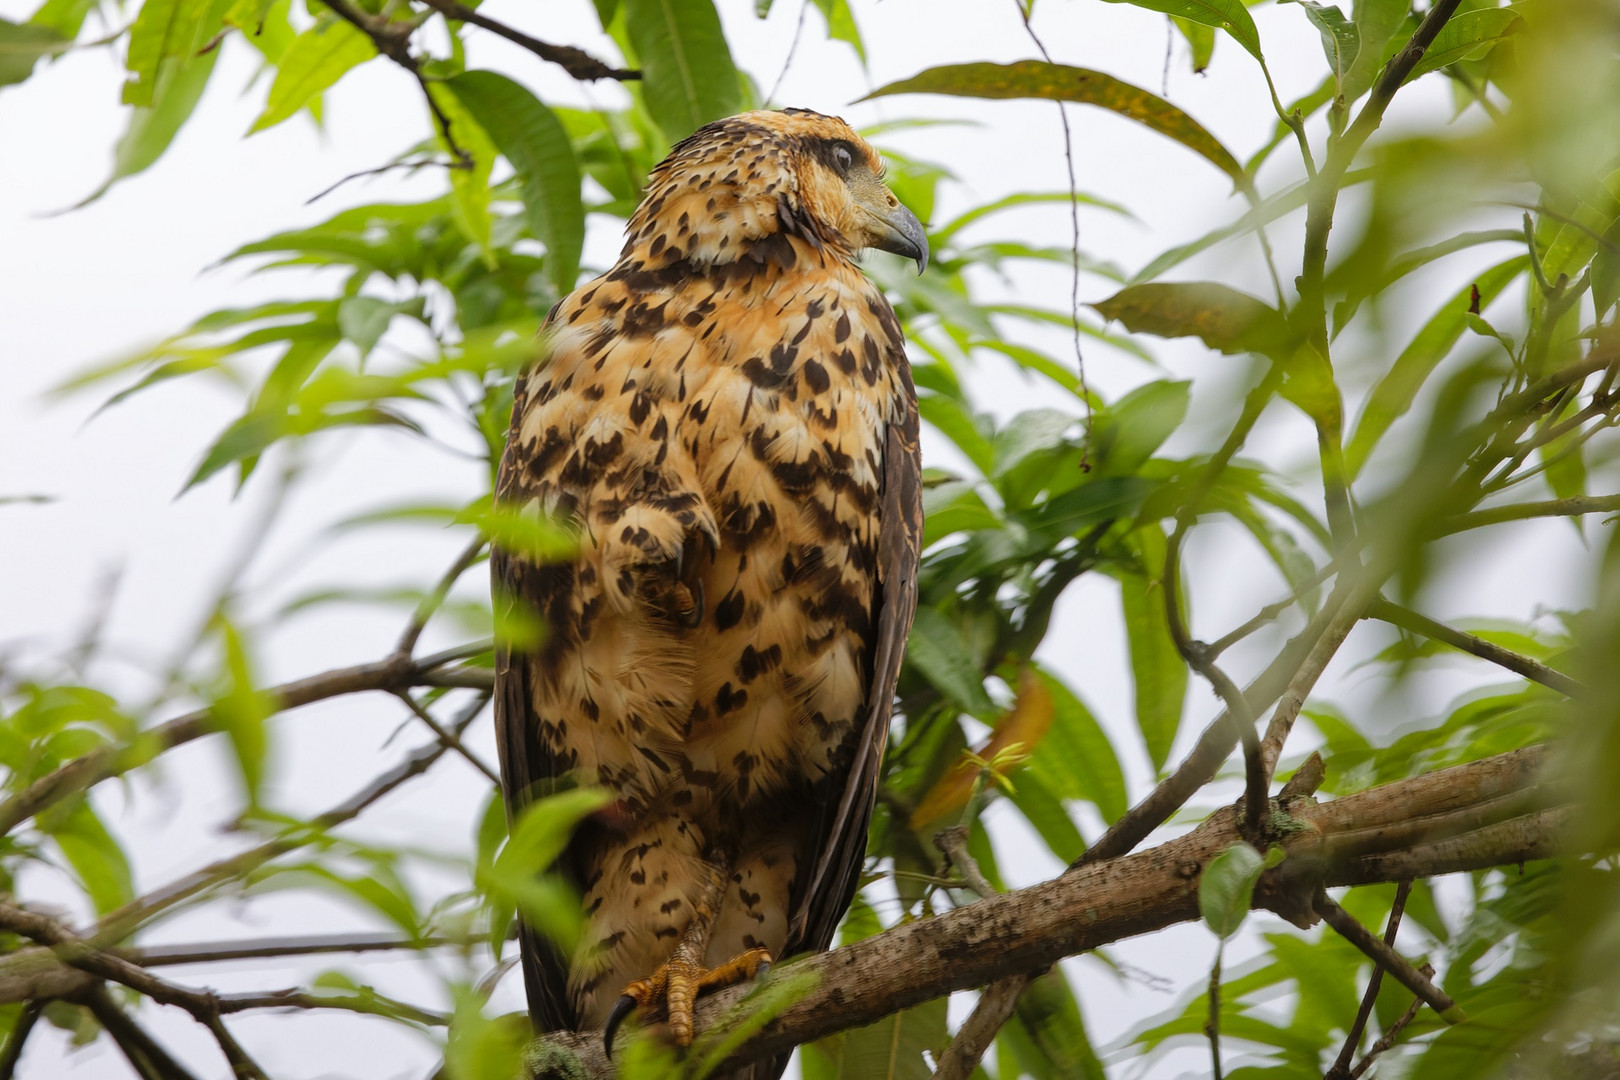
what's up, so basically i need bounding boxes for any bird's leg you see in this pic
[603,866,774,1054]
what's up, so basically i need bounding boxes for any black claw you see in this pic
[605,997,635,1055]
[604,994,637,1057]
[755,960,772,982]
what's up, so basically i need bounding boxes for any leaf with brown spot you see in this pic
[1092,281,1290,358]
[863,61,1244,189]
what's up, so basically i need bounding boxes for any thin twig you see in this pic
[1014,0,1091,459]
[91,693,488,945]
[1313,892,1462,1023]
[1206,946,1224,1080]
[396,536,486,658]
[394,690,501,783]
[1258,577,1375,779]
[1347,965,1432,1079]
[1325,879,1411,1080]
[1441,493,1620,533]
[1368,597,1584,698]
[80,984,201,1080]
[0,646,488,836]
[932,826,1030,1080]
[765,0,811,105]
[130,929,484,967]
[414,0,638,81]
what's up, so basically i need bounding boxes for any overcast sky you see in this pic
[0,0,1596,1076]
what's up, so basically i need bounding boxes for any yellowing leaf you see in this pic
[909,670,1053,829]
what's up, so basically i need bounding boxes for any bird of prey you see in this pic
[491,108,926,1068]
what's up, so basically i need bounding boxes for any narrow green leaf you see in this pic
[445,985,529,1080]
[809,0,864,64]
[0,17,67,87]
[40,800,134,917]
[1093,282,1289,358]
[75,51,220,208]
[621,0,741,140]
[864,61,1244,188]
[427,84,496,270]
[212,616,272,805]
[1032,668,1127,822]
[1199,842,1283,938]
[1117,526,1187,772]
[249,15,374,133]
[1405,8,1522,82]
[27,0,98,39]
[122,0,213,106]
[1100,0,1263,64]
[1171,16,1215,73]
[337,296,400,357]
[906,607,995,718]
[449,71,585,296]
[1345,256,1528,476]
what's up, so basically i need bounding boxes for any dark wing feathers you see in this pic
[789,365,922,956]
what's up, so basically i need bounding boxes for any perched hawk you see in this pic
[491,108,925,1069]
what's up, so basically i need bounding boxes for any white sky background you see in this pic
[0,0,1600,1076]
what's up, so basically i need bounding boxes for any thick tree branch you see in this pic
[518,747,1567,1079]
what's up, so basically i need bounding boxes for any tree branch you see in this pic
[1313,892,1461,1022]
[0,647,487,836]
[413,0,640,81]
[1367,597,1584,698]
[519,747,1565,1079]
[1325,879,1411,1080]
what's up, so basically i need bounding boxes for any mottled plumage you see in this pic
[491,109,924,1069]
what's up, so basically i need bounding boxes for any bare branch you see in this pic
[396,536,486,659]
[0,646,487,836]
[395,689,501,783]
[80,984,201,1080]
[1313,892,1461,1022]
[414,0,638,81]
[931,826,1030,1080]
[1347,965,1432,1079]
[90,692,488,946]
[1443,493,1620,533]
[1325,879,1411,1080]
[1368,597,1584,698]
[130,930,482,967]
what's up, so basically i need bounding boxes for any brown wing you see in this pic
[787,357,922,956]
[491,308,581,1035]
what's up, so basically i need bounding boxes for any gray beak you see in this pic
[869,202,929,275]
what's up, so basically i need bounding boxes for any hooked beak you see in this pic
[861,197,929,275]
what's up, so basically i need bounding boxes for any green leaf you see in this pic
[1031,668,1127,822]
[337,296,401,357]
[27,0,98,39]
[1171,16,1215,73]
[75,51,221,207]
[906,607,995,718]
[1343,0,1406,102]
[40,799,134,917]
[1099,0,1264,64]
[1117,525,1187,772]
[445,984,529,1080]
[211,616,272,805]
[1405,8,1522,82]
[1090,380,1190,477]
[448,71,585,296]
[427,84,496,270]
[831,996,947,1080]
[122,0,215,106]
[1345,256,1528,476]
[1093,282,1290,358]
[621,0,741,140]
[1199,842,1284,938]
[0,17,67,88]
[1289,1,1359,86]
[864,61,1244,188]
[810,0,864,63]
[249,15,375,133]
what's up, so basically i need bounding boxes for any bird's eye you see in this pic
[833,144,853,173]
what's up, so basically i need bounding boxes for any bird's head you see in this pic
[623,108,929,275]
